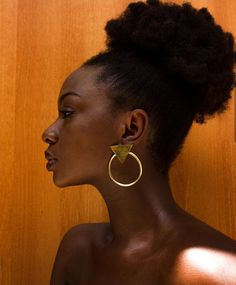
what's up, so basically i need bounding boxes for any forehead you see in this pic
[59,66,106,101]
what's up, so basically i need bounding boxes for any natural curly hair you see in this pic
[83,0,235,174]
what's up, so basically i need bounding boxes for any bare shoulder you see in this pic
[59,222,109,246]
[53,222,108,258]
[169,212,236,284]
[50,222,110,285]
[171,246,236,285]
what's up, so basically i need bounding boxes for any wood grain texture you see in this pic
[170,0,236,239]
[0,0,235,284]
[0,0,17,284]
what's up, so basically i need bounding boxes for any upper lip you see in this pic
[44,150,57,161]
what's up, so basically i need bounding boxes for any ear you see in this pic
[121,109,149,145]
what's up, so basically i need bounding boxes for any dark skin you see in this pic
[42,66,236,285]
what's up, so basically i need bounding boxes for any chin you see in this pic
[52,173,71,188]
[52,173,90,188]
[53,178,68,188]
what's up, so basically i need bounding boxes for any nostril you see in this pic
[42,131,58,145]
[45,138,53,144]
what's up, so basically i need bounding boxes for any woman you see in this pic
[42,0,236,284]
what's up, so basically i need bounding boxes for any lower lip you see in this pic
[46,159,57,171]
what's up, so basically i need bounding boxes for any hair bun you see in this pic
[104,0,235,123]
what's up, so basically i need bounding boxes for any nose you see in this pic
[42,125,58,145]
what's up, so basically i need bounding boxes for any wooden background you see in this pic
[0,0,235,284]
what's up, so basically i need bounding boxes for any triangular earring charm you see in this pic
[110,144,133,163]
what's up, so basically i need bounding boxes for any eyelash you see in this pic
[59,110,74,119]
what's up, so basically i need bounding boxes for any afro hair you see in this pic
[84,0,235,174]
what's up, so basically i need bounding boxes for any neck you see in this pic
[94,158,180,251]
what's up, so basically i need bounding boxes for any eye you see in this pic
[59,110,74,119]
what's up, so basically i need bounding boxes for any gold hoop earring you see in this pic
[108,144,143,187]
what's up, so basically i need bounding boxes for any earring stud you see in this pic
[110,144,133,163]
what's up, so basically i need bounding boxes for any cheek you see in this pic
[58,121,111,162]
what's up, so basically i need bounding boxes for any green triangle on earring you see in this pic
[110,144,133,163]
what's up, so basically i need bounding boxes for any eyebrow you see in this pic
[58,92,81,105]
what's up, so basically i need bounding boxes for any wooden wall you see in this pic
[0,0,235,284]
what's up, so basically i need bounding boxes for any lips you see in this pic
[45,150,57,171]
[46,159,57,171]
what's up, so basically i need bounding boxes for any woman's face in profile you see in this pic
[42,66,122,187]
